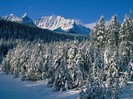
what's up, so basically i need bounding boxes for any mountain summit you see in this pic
[2,13,36,27]
[21,13,36,26]
[2,14,90,34]
[34,15,90,34]
[2,14,21,22]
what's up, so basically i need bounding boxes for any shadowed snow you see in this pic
[0,73,79,99]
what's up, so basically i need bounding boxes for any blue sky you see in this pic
[0,0,133,24]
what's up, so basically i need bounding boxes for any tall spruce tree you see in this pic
[106,15,120,48]
[128,55,133,81]
[119,11,133,72]
[80,41,105,99]
[106,50,120,98]
[94,16,106,49]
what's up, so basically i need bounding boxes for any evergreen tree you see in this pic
[94,16,106,49]
[106,15,120,48]
[80,42,105,99]
[119,11,133,68]
[74,48,85,87]
[105,50,120,98]
[128,57,133,81]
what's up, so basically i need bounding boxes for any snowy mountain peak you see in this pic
[2,14,90,34]
[34,15,90,34]
[2,14,21,22]
[22,13,28,18]
[9,14,14,16]
[35,15,75,30]
[21,13,36,26]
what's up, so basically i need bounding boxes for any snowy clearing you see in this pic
[120,81,133,99]
[1,72,133,99]
[0,73,79,99]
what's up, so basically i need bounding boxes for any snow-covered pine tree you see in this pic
[85,40,94,85]
[1,58,10,74]
[119,11,133,72]
[26,42,44,81]
[47,42,58,87]
[104,46,112,82]
[105,49,120,98]
[80,41,105,99]
[51,43,73,91]
[67,40,79,86]
[128,57,133,81]
[42,43,54,80]
[74,48,85,87]
[106,15,120,48]
[94,16,106,49]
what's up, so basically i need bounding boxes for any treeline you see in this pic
[0,11,133,99]
[0,19,86,42]
[0,19,87,66]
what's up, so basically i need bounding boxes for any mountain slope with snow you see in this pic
[21,13,36,26]
[2,14,90,34]
[34,15,90,34]
[2,14,21,22]
[2,13,36,27]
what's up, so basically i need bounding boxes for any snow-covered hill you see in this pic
[34,15,90,34]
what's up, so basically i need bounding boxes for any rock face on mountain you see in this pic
[2,14,21,22]
[21,13,36,26]
[2,14,90,34]
[2,13,36,27]
[34,15,90,34]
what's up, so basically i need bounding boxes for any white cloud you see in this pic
[74,19,109,29]
[74,19,84,25]
[85,22,97,29]
[85,21,109,29]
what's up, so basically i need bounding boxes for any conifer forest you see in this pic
[0,11,133,99]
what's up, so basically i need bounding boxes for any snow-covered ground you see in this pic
[1,72,133,99]
[119,81,133,99]
[0,73,79,99]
